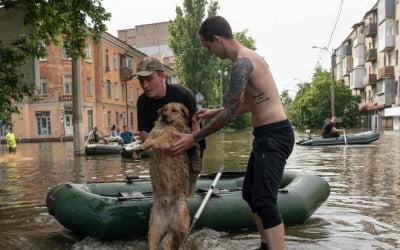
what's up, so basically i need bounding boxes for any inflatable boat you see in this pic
[296,131,380,146]
[46,170,330,240]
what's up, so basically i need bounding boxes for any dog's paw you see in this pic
[132,144,145,152]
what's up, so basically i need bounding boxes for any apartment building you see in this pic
[9,32,153,141]
[118,21,177,79]
[1,8,177,141]
[334,0,400,131]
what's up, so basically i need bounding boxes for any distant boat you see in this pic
[296,131,380,146]
[85,143,123,155]
[46,170,330,240]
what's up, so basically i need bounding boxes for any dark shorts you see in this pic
[242,120,294,229]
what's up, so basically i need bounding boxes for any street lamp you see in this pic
[312,46,336,117]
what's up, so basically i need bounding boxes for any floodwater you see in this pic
[0,129,400,250]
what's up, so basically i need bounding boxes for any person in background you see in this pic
[321,116,343,138]
[85,125,108,146]
[6,127,17,153]
[110,124,119,137]
[170,16,294,250]
[135,56,205,196]
[118,125,134,145]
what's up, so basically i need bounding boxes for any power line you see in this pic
[326,0,344,49]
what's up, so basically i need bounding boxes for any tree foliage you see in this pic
[280,89,292,108]
[168,0,220,107]
[286,67,361,129]
[0,0,110,125]
[169,1,257,129]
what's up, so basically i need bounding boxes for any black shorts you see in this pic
[242,120,294,229]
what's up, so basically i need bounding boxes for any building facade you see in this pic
[5,31,174,141]
[334,0,400,131]
[118,21,176,74]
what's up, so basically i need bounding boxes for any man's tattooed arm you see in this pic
[193,57,253,141]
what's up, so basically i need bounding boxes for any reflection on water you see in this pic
[0,129,400,249]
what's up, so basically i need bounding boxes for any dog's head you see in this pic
[156,102,189,126]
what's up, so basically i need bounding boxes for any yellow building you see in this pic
[9,32,173,141]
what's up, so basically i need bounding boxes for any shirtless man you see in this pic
[170,16,295,250]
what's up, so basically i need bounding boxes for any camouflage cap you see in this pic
[135,57,164,77]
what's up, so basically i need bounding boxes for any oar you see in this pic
[184,164,226,244]
[343,129,347,146]
[125,170,244,182]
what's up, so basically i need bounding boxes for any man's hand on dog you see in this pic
[169,114,202,155]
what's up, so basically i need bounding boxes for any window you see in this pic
[129,86,133,101]
[121,112,126,125]
[85,43,92,62]
[121,83,126,100]
[106,80,111,98]
[63,75,72,94]
[115,111,119,125]
[113,53,118,69]
[114,82,119,99]
[119,54,132,68]
[62,40,71,60]
[105,49,110,71]
[130,112,134,127]
[39,41,47,61]
[107,111,111,128]
[86,77,93,96]
[39,78,48,96]
[36,111,51,135]
[87,110,93,131]
[127,57,132,68]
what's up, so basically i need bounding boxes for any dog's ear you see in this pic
[157,106,163,116]
[181,106,189,120]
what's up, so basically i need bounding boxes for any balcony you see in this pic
[349,67,366,90]
[353,34,365,47]
[364,74,377,86]
[377,66,394,79]
[343,45,352,56]
[343,56,353,76]
[364,22,377,37]
[365,48,377,62]
[378,19,395,52]
[119,67,133,82]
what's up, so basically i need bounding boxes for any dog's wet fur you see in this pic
[138,102,191,250]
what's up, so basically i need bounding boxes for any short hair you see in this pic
[198,15,234,42]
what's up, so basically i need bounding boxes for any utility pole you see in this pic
[312,46,336,117]
[72,59,85,155]
[330,50,336,117]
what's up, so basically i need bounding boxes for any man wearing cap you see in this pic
[135,57,205,196]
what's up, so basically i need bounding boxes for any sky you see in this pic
[102,0,378,97]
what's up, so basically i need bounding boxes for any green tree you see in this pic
[286,67,361,128]
[280,89,293,109]
[0,0,110,125]
[169,0,219,107]
[169,2,256,129]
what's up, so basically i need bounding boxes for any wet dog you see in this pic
[136,102,191,250]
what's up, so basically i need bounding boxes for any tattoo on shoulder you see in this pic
[230,58,254,94]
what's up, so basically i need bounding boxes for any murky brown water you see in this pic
[0,129,400,250]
